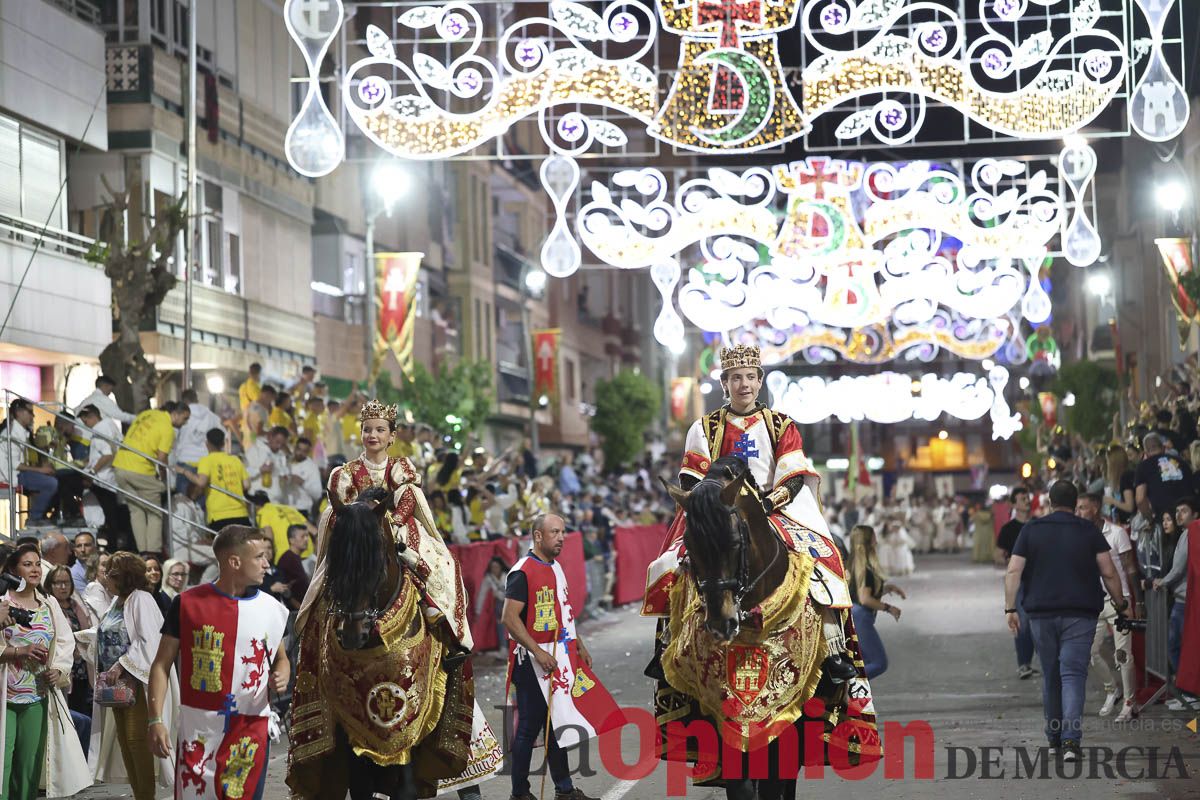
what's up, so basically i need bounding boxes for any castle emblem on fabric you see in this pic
[192,625,225,692]
[571,668,596,698]
[219,736,259,799]
[534,585,558,632]
[728,645,769,705]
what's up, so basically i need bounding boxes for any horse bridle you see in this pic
[690,477,783,618]
[336,539,408,632]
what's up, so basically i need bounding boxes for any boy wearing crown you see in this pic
[644,344,859,682]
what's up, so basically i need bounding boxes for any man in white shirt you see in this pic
[171,388,223,498]
[73,375,136,426]
[77,404,123,545]
[285,365,317,398]
[245,426,291,504]
[1077,492,1139,722]
[0,398,58,522]
[285,436,323,514]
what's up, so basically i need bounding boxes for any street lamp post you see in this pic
[362,161,410,397]
[182,0,198,392]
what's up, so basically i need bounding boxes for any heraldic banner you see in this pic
[532,329,561,413]
[373,252,423,381]
[1155,237,1198,347]
[669,378,693,423]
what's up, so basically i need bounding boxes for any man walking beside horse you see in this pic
[503,513,622,800]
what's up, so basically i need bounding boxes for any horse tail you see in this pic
[324,501,386,614]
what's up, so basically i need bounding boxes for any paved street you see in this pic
[78,554,1200,799]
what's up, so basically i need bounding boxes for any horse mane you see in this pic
[686,456,759,558]
[324,487,390,614]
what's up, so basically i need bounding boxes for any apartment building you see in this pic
[66,0,316,395]
[0,0,109,403]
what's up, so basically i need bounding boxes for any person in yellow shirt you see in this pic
[340,396,362,455]
[243,384,275,446]
[113,401,190,552]
[269,392,297,436]
[238,362,262,413]
[250,491,314,564]
[300,396,325,464]
[176,428,251,530]
[387,422,415,459]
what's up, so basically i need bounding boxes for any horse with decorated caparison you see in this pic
[652,456,882,800]
[286,487,500,800]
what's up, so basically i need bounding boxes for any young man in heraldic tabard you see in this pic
[643,343,859,681]
[148,525,289,800]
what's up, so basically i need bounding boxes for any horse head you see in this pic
[664,456,776,643]
[324,486,404,650]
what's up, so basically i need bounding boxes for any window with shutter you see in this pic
[19,127,63,229]
[0,117,19,218]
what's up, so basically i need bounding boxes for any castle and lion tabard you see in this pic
[175,583,288,800]
[506,554,624,748]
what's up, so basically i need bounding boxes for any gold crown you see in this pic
[358,399,399,424]
[718,344,762,373]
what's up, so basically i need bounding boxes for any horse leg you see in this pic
[723,749,756,800]
[346,749,415,800]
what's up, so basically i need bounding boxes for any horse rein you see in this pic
[337,539,408,632]
[691,477,784,617]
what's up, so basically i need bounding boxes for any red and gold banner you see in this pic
[1038,392,1058,429]
[1156,237,1198,346]
[532,328,561,409]
[373,252,423,381]
[669,377,693,422]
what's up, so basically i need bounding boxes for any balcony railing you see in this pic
[0,212,96,261]
[48,0,100,26]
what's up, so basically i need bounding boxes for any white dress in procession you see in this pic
[877,526,916,576]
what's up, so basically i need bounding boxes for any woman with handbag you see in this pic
[83,552,177,800]
[0,542,90,800]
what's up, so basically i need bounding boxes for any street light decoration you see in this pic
[574,149,1092,365]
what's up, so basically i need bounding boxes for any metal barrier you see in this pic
[1134,523,1198,713]
[2,391,252,564]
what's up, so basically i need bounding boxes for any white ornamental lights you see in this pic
[766,367,1023,441]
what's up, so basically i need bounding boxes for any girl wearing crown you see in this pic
[292,399,502,799]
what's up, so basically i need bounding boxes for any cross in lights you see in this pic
[695,0,763,111]
[776,157,863,200]
[1064,146,1091,179]
[732,431,759,462]
[294,0,331,39]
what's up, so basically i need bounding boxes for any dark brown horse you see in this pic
[663,456,835,800]
[288,487,464,800]
[666,457,790,643]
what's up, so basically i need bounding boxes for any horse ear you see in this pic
[720,469,748,507]
[661,477,689,509]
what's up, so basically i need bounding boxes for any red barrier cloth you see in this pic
[612,524,670,607]
[1177,532,1200,694]
[449,532,586,652]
